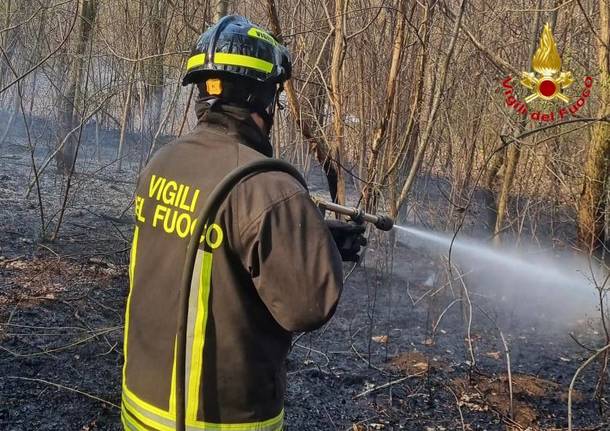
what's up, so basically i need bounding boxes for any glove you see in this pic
[325,219,367,262]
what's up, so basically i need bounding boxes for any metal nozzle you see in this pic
[373,215,394,231]
[313,199,394,231]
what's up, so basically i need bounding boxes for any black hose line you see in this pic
[175,159,308,431]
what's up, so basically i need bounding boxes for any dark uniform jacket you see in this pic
[121,101,344,431]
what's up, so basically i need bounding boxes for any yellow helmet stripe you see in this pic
[213,52,273,73]
[186,52,273,74]
[186,53,206,71]
[247,27,278,46]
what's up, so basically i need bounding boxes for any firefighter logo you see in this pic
[520,23,573,103]
[500,22,593,123]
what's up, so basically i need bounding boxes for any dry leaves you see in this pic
[450,373,583,429]
[0,256,126,312]
[388,351,448,375]
[485,351,502,360]
[371,335,388,344]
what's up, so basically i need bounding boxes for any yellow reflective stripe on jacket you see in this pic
[121,410,141,431]
[213,53,273,73]
[122,223,175,423]
[121,404,150,431]
[123,396,174,431]
[123,395,284,431]
[187,53,206,71]
[187,250,213,420]
[123,241,283,430]
[123,224,176,424]
[122,226,139,384]
[123,383,174,421]
[169,339,177,416]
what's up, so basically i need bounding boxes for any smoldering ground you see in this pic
[0,112,607,430]
[0,148,608,430]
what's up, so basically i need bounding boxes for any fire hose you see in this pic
[175,159,394,430]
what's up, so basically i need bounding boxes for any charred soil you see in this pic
[0,143,608,430]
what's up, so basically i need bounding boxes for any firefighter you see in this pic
[122,15,365,431]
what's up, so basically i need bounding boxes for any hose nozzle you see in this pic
[373,214,394,231]
[314,199,394,231]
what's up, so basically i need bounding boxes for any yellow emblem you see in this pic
[520,23,573,103]
[206,79,222,96]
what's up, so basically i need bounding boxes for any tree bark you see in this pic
[491,3,542,243]
[362,1,406,210]
[265,0,340,201]
[578,0,610,253]
[329,0,347,204]
[214,0,230,21]
[0,92,18,147]
[380,1,428,188]
[493,140,520,245]
[142,0,168,151]
[395,0,467,211]
[55,0,99,175]
[117,60,138,170]
[0,0,14,91]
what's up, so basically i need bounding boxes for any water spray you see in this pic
[175,159,393,431]
[394,224,602,321]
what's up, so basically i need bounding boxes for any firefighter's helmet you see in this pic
[182,15,291,127]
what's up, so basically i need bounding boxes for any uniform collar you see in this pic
[195,99,273,157]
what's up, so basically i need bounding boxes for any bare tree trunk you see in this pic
[329,0,347,205]
[0,0,25,148]
[578,0,610,253]
[117,60,138,170]
[396,0,467,211]
[55,0,99,175]
[214,0,230,21]
[492,3,542,244]
[380,1,428,190]
[265,0,340,200]
[493,140,520,244]
[0,0,14,92]
[363,1,406,210]
[143,0,168,153]
[95,112,101,162]
[482,140,505,233]
[0,91,18,147]
[606,174,610,256]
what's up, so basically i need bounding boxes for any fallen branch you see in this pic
[448,262,476,369]
[5,376,119,409]
[499,331,514,420]
[568,343,610,430]
[0,327,120,358]
[350,343,385,373]
[432,298,462,336]
[436,378,466,431]
[354,371,425,398]
[473,303,514,421]
[293,342,331,369]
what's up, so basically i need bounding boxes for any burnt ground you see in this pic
[0,138,609,431]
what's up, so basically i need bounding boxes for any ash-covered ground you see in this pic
[0,135,608,430]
